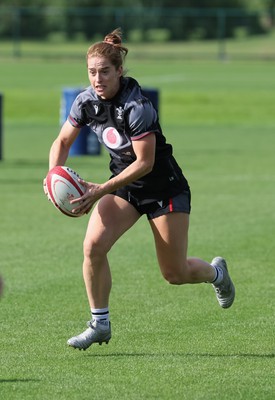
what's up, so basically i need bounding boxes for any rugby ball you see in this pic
[46,166,86,217]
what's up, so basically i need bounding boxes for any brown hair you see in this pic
[86,28,128,72]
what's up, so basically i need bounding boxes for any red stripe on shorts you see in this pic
[169,198,173,212]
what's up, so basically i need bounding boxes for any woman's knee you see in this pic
[164,274,186,285]
[161,260,201,285]
[83,236,110,261]
[161,267,188,285]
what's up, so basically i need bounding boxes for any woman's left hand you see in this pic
[70,179,105,215]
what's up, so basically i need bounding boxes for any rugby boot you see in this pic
[67,320,111,350]
[211,257,235,309]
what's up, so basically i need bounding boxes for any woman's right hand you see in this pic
[43,178,52,202]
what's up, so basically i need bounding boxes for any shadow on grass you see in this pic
[85,352,275,359]
[0,159,48,168]
[0,379,40,383]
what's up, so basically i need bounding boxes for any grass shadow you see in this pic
[0,378,40,383]
[85,351,275,359]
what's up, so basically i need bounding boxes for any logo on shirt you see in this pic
[102,127,122,149]
[94,105,99,115]
[116,106,124,120]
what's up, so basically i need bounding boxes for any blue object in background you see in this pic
[142,88,159,114]
[60,87,101,156]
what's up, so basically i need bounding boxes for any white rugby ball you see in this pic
[46,166,86,217]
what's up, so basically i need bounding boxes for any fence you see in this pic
[0,6,274,60]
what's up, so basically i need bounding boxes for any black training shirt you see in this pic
[68,77,189,201]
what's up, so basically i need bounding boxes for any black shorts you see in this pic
[112,189,191,220]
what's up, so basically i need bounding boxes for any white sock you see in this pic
[211,266,224,285]
[91,307,109,326]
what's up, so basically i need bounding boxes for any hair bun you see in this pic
[104,28,122,46]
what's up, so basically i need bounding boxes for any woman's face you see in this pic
[87,56,123,100]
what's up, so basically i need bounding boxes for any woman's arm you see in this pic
[43,120,81,199]
[71,133,156,214]
[102,133,156,193]
[49,120,81,169]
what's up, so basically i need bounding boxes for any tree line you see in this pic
[0,0,274,41]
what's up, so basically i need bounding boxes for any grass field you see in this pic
[0,42,275,399]
[1,30,275,60]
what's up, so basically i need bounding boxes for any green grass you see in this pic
[0,48,274,399]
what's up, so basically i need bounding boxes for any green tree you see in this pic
[0,0,272,41]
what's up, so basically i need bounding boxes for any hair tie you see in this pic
[103,39,114,45]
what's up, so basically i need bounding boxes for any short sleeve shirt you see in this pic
[68,77,189,201]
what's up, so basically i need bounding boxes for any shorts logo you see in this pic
[102,127,122,149]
